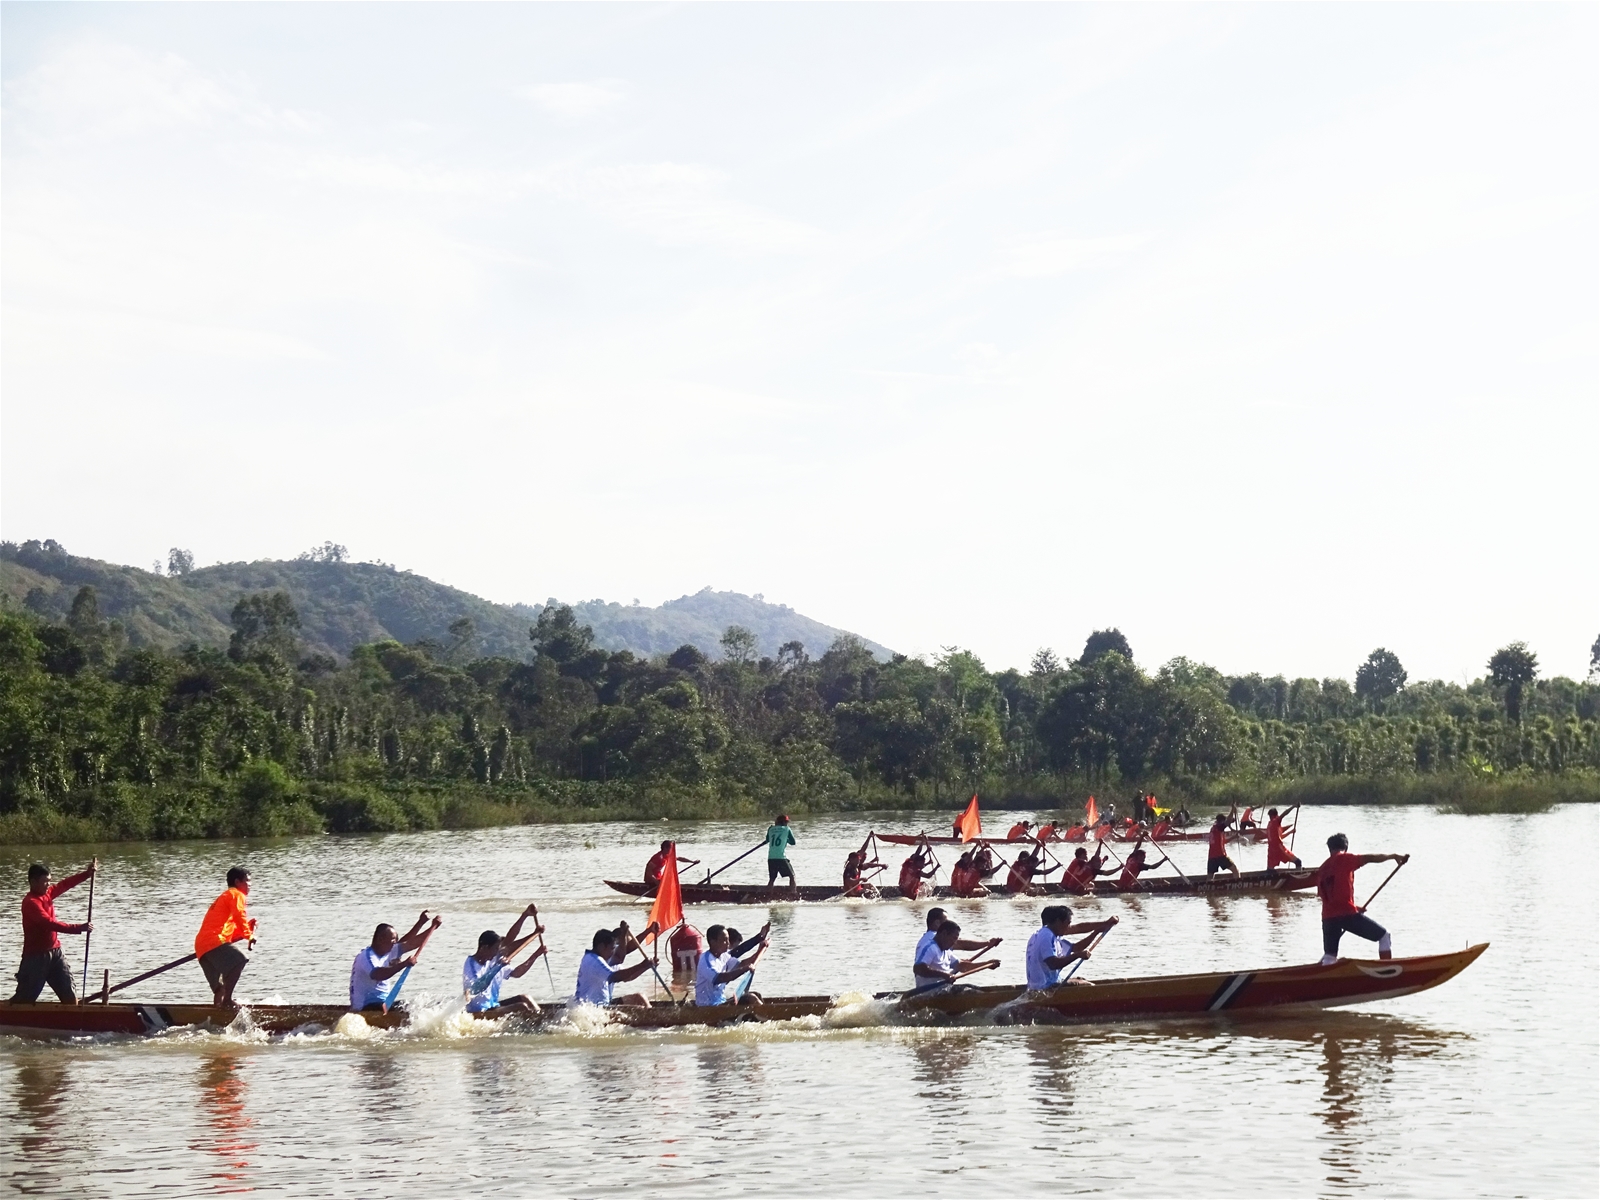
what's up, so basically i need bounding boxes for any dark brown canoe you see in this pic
[603,866,1317,905]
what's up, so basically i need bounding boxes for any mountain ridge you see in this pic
[0,540,892,663]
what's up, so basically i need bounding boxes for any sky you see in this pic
[2,3,1595,683]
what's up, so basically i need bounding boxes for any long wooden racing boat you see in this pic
[875,827,1267,846]
[0,946,1486,1036]
[604,866,1317,905]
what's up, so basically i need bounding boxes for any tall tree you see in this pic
[1354,648,1407,708]
[1487,642,1538,723]
[228,592,302,665]
[529,604,595,665]
[720,625,758,666]
[167,547,195,576]
[1081,628,1133,665]
[1029,648,1062,677]
[1590,634,1599,683]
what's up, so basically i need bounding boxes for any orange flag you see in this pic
[1085,796,1099,826]
[644,843,683,945]
[955,795,982,843]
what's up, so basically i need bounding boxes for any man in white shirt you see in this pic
[912,919,1000,992]
[463,903,548,1016]
[914,907,1001,966]
[349,911,441,1013]
[573,928,655,1007]
[1024,906,1118,991]
[694,923,768,1006]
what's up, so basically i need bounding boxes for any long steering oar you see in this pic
[79,862,97,997]
[1286,803,1302,855]
[703,841,766,885]
[1359,855,1409,913]
[106,951,197,998]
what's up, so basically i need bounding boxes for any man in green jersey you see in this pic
[766,814,797,888]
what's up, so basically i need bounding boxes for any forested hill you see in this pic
[0,540,891,662]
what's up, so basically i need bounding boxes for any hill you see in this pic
[0,539,890,663]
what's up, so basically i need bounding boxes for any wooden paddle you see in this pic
[530,902,556,992]
[79,861,97,996]
[703,840,766,884]
[106,952,197,997]
[1063,924,1112,982]
[1359,855,1409,912]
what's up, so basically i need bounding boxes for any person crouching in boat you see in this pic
[843,840,883,896]
[1265,808,1302,871]
[464,904,548,1018]
[1006,849,1058,895]
[11,859,96,1005]
[195,867,258,1008]
[645,841,698,891]
[915,907,1000,966]
[1006,819,1034,841]
[1116,837,1168,889]
[898,845,938,899]
[950,850,988,898]
[973,843,1002,881]
[349,912,441,1014]
[1062,847,1106,894]
[1025,906,1117,990]
[694,924,767,1007]
[1206,815,1241,879]
[573,928,654,1007]
[1318,835,1409,964]
[911,920,999,993]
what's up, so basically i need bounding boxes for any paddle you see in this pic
[386,913,442,1008]
[79,860,97,997]
[530,903,556,992]
[623,920,683,1004]
[1286,803,1302,854]
[1063,924,1112,982]
[732,936,771,1000]
[1359,855,1409,913]
[106,952,197,997]
[703,840,766,885]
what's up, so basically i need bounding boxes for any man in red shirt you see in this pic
[643,841,698,890]
[899,845,938,900]
[1116,837,1169,888]
[1318,833,1408,963]
[1006,820,1034,841]
[1266,808,1302,870]
[11,860,96,1004]
[1206,814,1240,878]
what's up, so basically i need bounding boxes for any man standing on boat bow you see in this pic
[766,815,798,889]
[195,866,257,1007]
[1318,835,1408,963]
[1025,907,1117,990]
[11,859,96,1004]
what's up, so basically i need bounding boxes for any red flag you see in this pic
[1085,796,1099,826]
[644,843,683,945]
[955,795,981,843]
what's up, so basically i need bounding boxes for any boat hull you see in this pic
[0,946,1486,1037]
[603,867,1317,905]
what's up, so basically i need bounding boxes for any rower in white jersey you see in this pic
[911,919,1002,992]
[462,904,547,1016]
[1024,906,1118,990]
[573,927,655,1007]
[694,923,770,1006]
[913,907,1002,965]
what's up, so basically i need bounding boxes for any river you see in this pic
[1,804,1595,1197]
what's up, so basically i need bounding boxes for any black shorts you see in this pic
[1322,914,1387,957]
[768,858,795,883]
[199,942,250,991]
[1207,854,1236,874]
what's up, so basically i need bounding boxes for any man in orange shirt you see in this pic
[195,866,257,1007]
[949,850,989,898]
[898,845,938,900]
[1116,837,1169,889]
[1317,834,1408,964]
[1006,820,1034,841]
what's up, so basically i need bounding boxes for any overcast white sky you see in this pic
[2,4,1595,682]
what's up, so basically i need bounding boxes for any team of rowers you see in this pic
[829,807,1302,899]
[9,811,1406,1017]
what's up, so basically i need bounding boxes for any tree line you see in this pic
[1,587,1595,842]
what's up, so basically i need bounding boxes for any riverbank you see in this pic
[2,769,1593,845]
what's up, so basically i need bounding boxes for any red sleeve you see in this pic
[22,895,80,936]
[48,869,93,898]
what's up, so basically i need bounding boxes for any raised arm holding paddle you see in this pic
[1316,833,1409,964]
[10,859,96,1005]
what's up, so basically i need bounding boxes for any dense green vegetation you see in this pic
[2,576,1595,844]
[0,539,889,663]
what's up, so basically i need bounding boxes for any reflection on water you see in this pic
[193,1053,256,1193]
[0,805,1593,1198]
